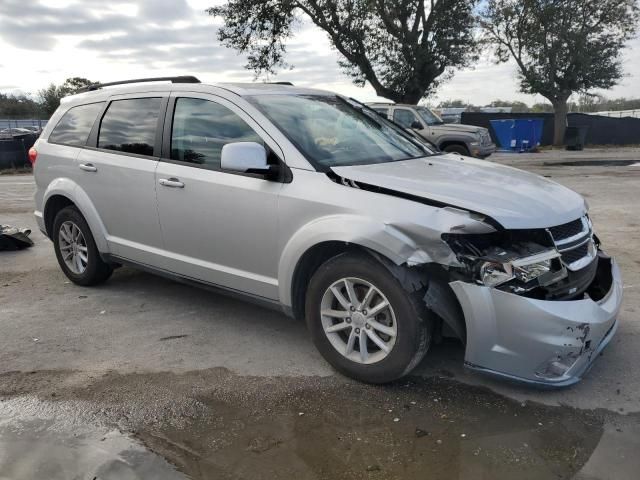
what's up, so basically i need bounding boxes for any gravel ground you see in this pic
[1,148,640,479]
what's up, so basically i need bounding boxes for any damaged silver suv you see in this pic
[32,77,622,387]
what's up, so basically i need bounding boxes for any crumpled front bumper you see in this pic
[449,254,622,387]
[473,143,497,158]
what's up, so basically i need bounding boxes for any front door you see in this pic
[154,94,283,299]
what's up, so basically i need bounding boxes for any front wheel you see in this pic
[442,144,470,156]
[305,252,431,383]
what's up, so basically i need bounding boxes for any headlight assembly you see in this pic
[477,250,566,288]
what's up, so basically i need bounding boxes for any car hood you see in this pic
[430,123,484,134]
[331,154,586,229]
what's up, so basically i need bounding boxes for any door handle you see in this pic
[79,163,97,172]
[159,178,185,188]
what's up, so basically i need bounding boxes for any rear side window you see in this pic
[170,98,262,170]
[373,107,389,117]
[49,102,104,146]
[393,109,419,128]
[98,98,161,156]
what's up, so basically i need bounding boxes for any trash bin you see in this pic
[490,118,544,152]
[564,126,589,151]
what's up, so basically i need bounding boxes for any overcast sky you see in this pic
[1,0,639,106]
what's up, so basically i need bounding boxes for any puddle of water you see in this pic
[1,370,639,480]
[0,415,186,480]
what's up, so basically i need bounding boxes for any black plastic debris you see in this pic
[0,225,34,251]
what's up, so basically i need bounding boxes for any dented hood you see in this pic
[331,154,586,229]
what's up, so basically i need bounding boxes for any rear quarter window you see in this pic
[48,102,104,146]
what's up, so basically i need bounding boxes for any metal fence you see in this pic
[0,118,48,130]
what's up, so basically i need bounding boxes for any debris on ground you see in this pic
[0,224,33,250]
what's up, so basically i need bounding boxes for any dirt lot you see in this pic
[1,148,640,479]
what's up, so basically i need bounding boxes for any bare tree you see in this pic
[480,0,640,145]
[208,0,479,104]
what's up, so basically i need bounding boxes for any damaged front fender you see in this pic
[278,208,496,308]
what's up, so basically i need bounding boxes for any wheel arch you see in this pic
[42,180,110,253]
[289,241,373,320]
[438,139,470,154]
[284,232,467,345]
[279,215,442,316]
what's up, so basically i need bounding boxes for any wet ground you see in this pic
[2,147,640,479]
[1,369,638,480]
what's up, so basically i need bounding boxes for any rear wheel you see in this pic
[53,206,113,286]
[305,252,431,383]
[442,144,469,156]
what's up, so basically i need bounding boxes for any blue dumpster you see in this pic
[490,118,544,152]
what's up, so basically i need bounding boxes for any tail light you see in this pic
[28,147,38,165]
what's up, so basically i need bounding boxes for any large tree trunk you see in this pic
[552,100,569,146]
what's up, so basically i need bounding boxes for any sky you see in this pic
[0,0,639,106]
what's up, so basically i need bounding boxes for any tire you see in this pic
[305,252,431,384]
[442,144,469,156]
[52,206,113,286]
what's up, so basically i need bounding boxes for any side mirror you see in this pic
[221,142,274,175]
[410,120,423,130]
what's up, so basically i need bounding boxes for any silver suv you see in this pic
[32,77,621,386]
[367,103,496,158]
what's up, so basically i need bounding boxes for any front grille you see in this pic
[561,242,589,264]
[549,218,584,241]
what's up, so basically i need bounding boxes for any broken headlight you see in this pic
[478,250,564,288]
[444,232,568,292]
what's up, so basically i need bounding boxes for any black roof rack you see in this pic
[266,81,294,86]
[77,76,201,93]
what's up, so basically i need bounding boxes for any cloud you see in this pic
[0,0,637,104]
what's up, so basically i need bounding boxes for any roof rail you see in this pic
[77,76,201,93]
[265,81,294,86]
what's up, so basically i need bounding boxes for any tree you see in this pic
[438,99,471,108]
[208,0,479,104]
[37,77,95,116]
[0,93,42,118]
[488,99,529,113]
[530,102,554,113]
[480,0,640,145]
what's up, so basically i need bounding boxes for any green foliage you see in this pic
[437,99,469,108]
[488,99,529,112]
[37,77,95,116]
[576,95,640,113]
[208,0,480,104]
[0,93,42,118]
[530,102,554,113]
[480,0,639,143]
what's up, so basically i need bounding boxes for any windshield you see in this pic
[248,94,435,170]
[416,107,444,125]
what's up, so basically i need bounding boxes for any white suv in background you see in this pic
[31,77,621,386]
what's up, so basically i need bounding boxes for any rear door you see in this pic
[76,94,166,264]
[154,93,283,299]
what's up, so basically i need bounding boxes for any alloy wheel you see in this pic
[58,220,88,274]
[320,277,398,364]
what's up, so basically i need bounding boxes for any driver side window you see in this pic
[170,98,262,170]
[393,109,419,129]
